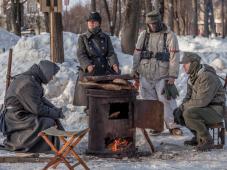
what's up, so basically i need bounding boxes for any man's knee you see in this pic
[183,107,200,120]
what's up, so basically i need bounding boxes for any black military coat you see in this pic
[3,61,60,153]
[73,28,119,106]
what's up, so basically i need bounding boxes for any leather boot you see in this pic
[184,136,198,146]
[196,135,214,151]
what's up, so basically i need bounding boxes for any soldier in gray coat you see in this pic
[132,10,182,136]
[176,52,225,151]
[73,12,120,106]
[3,60,64,153]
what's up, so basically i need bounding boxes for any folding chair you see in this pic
[38,127,90,170]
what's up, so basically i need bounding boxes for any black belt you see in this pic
[209,102,225,106]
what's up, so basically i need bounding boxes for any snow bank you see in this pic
[0,28,20,53]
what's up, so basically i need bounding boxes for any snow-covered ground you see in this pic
[0,28,226,169]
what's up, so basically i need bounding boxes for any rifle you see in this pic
[5,49,13,96]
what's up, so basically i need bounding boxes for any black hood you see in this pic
[23,60,60,84]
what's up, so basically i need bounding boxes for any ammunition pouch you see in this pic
[155,52,170,62]
[141,51,154,60]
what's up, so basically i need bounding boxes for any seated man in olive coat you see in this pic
[174,52,225,151]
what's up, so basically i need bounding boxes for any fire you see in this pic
[107,138,129,152]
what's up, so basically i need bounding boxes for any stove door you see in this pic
[134,99,164,131]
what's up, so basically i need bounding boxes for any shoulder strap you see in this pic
[163,33,168,52]
[142,32,150,51]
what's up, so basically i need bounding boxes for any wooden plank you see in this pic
[0,156,51,163]
[81,74,135,82]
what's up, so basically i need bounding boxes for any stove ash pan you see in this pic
[86,89,164,157]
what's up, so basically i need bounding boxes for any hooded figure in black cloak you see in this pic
[3,60,64,153]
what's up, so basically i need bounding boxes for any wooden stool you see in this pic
[38,127,90,170]
[206,122,225,149]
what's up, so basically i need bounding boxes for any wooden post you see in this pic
[50,0,56,62]
[140,128,155,153]
[5,48,13,95]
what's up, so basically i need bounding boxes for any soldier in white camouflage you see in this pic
[132,10,182,136]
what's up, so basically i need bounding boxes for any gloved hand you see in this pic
[133,79,140,90]
[173,107,185,126]
[161,80,179,100]
[56,108,65,119]
[131,71,139,79]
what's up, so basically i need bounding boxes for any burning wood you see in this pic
[107,138,130,152]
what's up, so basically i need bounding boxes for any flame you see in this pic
[107,138,129,152]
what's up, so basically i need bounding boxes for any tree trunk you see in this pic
[164,0,173,30]
[224,0,227,38]
[103,0,117,35]
[208,0,216,36]
[221,0,225,38]
[44,12,50,33]
[91,0,96,11]
[153,0,160,11]
[173,0,180,34]
[203,0,209,37]
[159,0,164,21]
[192,0,198,37]
[121,0,141,55]
[10,0,21,36]
[116,0,121,36]
[145,0,153,13]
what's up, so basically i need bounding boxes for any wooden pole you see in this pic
[5,48,13,95]
[50,0,56,62]
[140,128,155,153]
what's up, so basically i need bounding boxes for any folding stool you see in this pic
[207,122,225,149]
[38,127,90,170]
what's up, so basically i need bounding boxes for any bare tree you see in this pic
[173,0,180,34]
[121,0,141,54]
[145,0,153,13]
[208,0,216,36]
[103,0,118,35]
[91,0,96,11]
[192,0,198,37]
[116,0,122,36]
[152,0,160,11]
[164,0,174,30]
[10,0,22,36]
[221,0,225,38]
[44,12,50,32]
[203,0,209,37]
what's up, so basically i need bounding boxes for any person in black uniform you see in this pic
[73,11,120,106]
